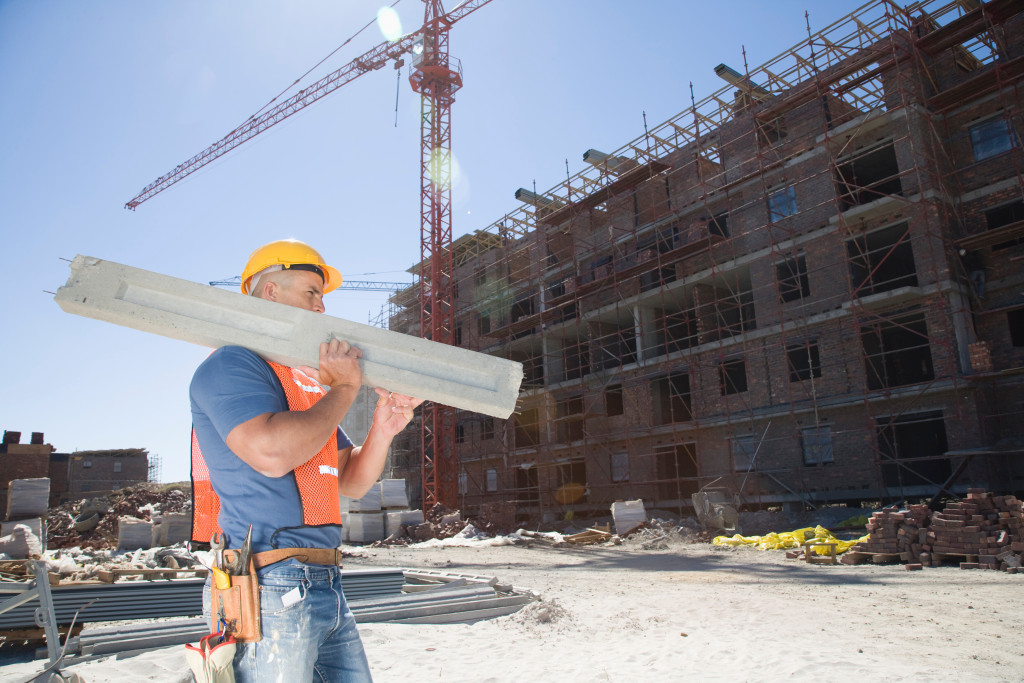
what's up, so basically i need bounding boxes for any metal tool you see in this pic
[209,533,231,589]
[235,525,253,576]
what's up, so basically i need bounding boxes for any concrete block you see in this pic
[56,256,523,418]
[344,512,385,543]
[344,484,382,513]
[6,478,50,519]
[117,516,153,551]
[610,499,647,536]
[380,479,409,508]
[152,512,191,547]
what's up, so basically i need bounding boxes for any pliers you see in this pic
[227,525,254,576]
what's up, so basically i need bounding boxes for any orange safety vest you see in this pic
[191,360,342,543]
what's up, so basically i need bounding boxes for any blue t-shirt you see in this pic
[190,346,353,552]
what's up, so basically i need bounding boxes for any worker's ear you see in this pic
[262,280,279,301]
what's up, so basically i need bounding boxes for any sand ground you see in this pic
[4,536,1020,682]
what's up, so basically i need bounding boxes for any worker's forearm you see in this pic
[227,383,359,477]
[338,426,393,498]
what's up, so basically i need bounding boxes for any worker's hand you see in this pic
[315,338,363,390]
[371,388,423,437]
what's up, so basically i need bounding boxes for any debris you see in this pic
[692,488,739,534]
[0,524,43,559]
[45,483,191,552]
[610,499,647,536]
[564,528,612,545]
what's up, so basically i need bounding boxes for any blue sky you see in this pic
[0,0,855,483]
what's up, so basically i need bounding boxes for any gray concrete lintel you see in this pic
[55,256,523,418]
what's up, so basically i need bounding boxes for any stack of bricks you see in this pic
[926,489,1021,572]
[841,504,931,565]
[967,341,994,373]
[995,493,1023,573]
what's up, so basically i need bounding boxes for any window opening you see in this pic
[970,117,1018,161]
[768,187,798,221]
[555,395,585,441]
[877,411,950,488]
[555,461,588,503]
[654,444,698,499]
[605,384,624,417]
[802,426,833,465]
[848,222,918,296]
[787,341,822,382]
[719,358,748,395]
[514,408,540,448]
[514,467,539,504]
[777,254,810,303]
[835,143,902,210]
[709,211,729,237]
[611,452,629,482]
[653,372,692,424]
[1008,309,1024,347]
[861,311,934,390]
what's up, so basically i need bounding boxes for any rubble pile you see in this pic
[46,483,191,551]
[372,503,468,546]
[841,490,1023,572]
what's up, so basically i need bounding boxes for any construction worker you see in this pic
[190,238,421,682]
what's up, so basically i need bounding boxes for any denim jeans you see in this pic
[204,559,372,682]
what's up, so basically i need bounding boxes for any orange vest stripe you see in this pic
[191,361,341,543]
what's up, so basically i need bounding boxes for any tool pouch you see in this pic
[210,562,261,643]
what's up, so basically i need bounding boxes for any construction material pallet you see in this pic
[929,552,998,569]
[840,551,907,565]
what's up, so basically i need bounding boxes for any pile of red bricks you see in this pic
[924,490,1020,570]
[839,490,1023,573]
[842,504,931,565]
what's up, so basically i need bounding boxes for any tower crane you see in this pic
[126,0,495,510]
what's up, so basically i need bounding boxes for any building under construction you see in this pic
[386,0,1024,522]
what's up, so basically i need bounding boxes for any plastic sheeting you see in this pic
[712,525,867,554]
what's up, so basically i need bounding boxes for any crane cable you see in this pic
[232,0,406,136]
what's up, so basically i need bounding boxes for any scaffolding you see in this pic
[388,0,1024,522]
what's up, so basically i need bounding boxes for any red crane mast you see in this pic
[411,0,461,511]
[126,0,494,510]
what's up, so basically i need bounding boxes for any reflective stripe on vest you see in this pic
[190,361,341,543]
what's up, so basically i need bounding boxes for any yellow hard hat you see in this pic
[240,239,342,295]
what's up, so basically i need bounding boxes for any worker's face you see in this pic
[268,270,326,313]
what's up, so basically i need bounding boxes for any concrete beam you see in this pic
[55,256,523,418]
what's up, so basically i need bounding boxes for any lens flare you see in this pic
[377,6,402,42]
[426,147,463,191]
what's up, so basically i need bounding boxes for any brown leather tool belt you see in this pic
[223,547,343,571]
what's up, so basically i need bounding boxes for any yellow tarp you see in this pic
[712,525,868,554]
